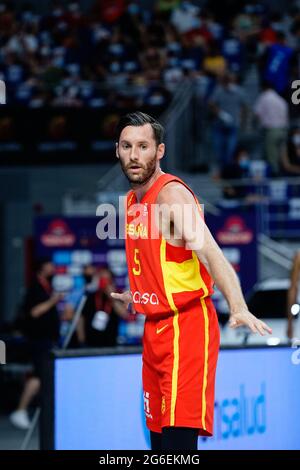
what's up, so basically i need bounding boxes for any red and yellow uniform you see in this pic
[125,173,220,436]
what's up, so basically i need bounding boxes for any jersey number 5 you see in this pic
[132,248,141,275]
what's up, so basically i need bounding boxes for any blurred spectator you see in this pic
[92,0,125,24]
[156,0,181,20]
[220,145,269,204]
[77,265,129,348]
[221,146,251,199]
[10,258,64,430]
[254,81,289,175]
[170,1,200,34]
[177,34,203,74]
[260,31,297,97]
[221,30,244,74]
[203,40,227,77]
[280,127,300,176]
[209,71,248,170]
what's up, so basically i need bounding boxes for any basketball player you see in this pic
[111,112,272,451]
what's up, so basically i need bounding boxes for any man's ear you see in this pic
[157,143,165,161]
[115,142,119,159]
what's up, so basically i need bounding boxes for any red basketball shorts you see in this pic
[142,296,220,437]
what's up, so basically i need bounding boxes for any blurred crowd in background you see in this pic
[0,0,299,109]
[0,0,300,178]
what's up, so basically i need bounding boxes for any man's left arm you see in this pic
[197,223,272,335]
[159,183,272,336]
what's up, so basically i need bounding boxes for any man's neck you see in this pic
[132,167,164,202]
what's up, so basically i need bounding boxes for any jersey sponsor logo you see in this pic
[132,291,159,305]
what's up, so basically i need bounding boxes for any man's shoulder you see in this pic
[157,180,193,204]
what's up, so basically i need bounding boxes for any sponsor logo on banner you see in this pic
[41,219,76,247]
[217,216,253,245]
[201,383,266,443]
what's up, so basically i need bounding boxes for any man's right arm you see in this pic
[30,294,63,318]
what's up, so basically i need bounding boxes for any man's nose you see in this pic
[129,147,139,161]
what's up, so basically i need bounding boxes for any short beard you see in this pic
[120,154,157,187]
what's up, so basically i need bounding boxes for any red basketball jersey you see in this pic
[125,173,214,319]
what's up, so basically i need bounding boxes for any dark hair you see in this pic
[261,79,274,91]
[233,145,248,162]
[115,111,164,146]
[34,257,52,273]
[277,31,286,42]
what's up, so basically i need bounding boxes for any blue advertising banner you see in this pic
[52,347,300,450]
[34,215,127,290]
[206,208,258,313]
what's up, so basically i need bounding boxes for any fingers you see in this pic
[229,317,238,328]
[111,292,122,300]
[253,321,265,336]
[252,319,273,336]
[254,320,274,336]
[111,292,133,312]
[261,321,273,335]
[248,321,258,334]
[229,312,273,336]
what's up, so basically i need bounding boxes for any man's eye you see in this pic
[141,145,147,150]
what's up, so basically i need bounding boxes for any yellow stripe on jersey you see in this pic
[159,237,210,430]
[200,297,209,432]
[160,238,180,426]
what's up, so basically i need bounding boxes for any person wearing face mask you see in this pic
[280,128,300,176]
[77,265,129,348]
[209,71,248,173]
[221,146,251,200]
[10,258,63,430]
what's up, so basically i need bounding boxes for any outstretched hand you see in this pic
[111,290,134,312]
[229,308,272,336]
